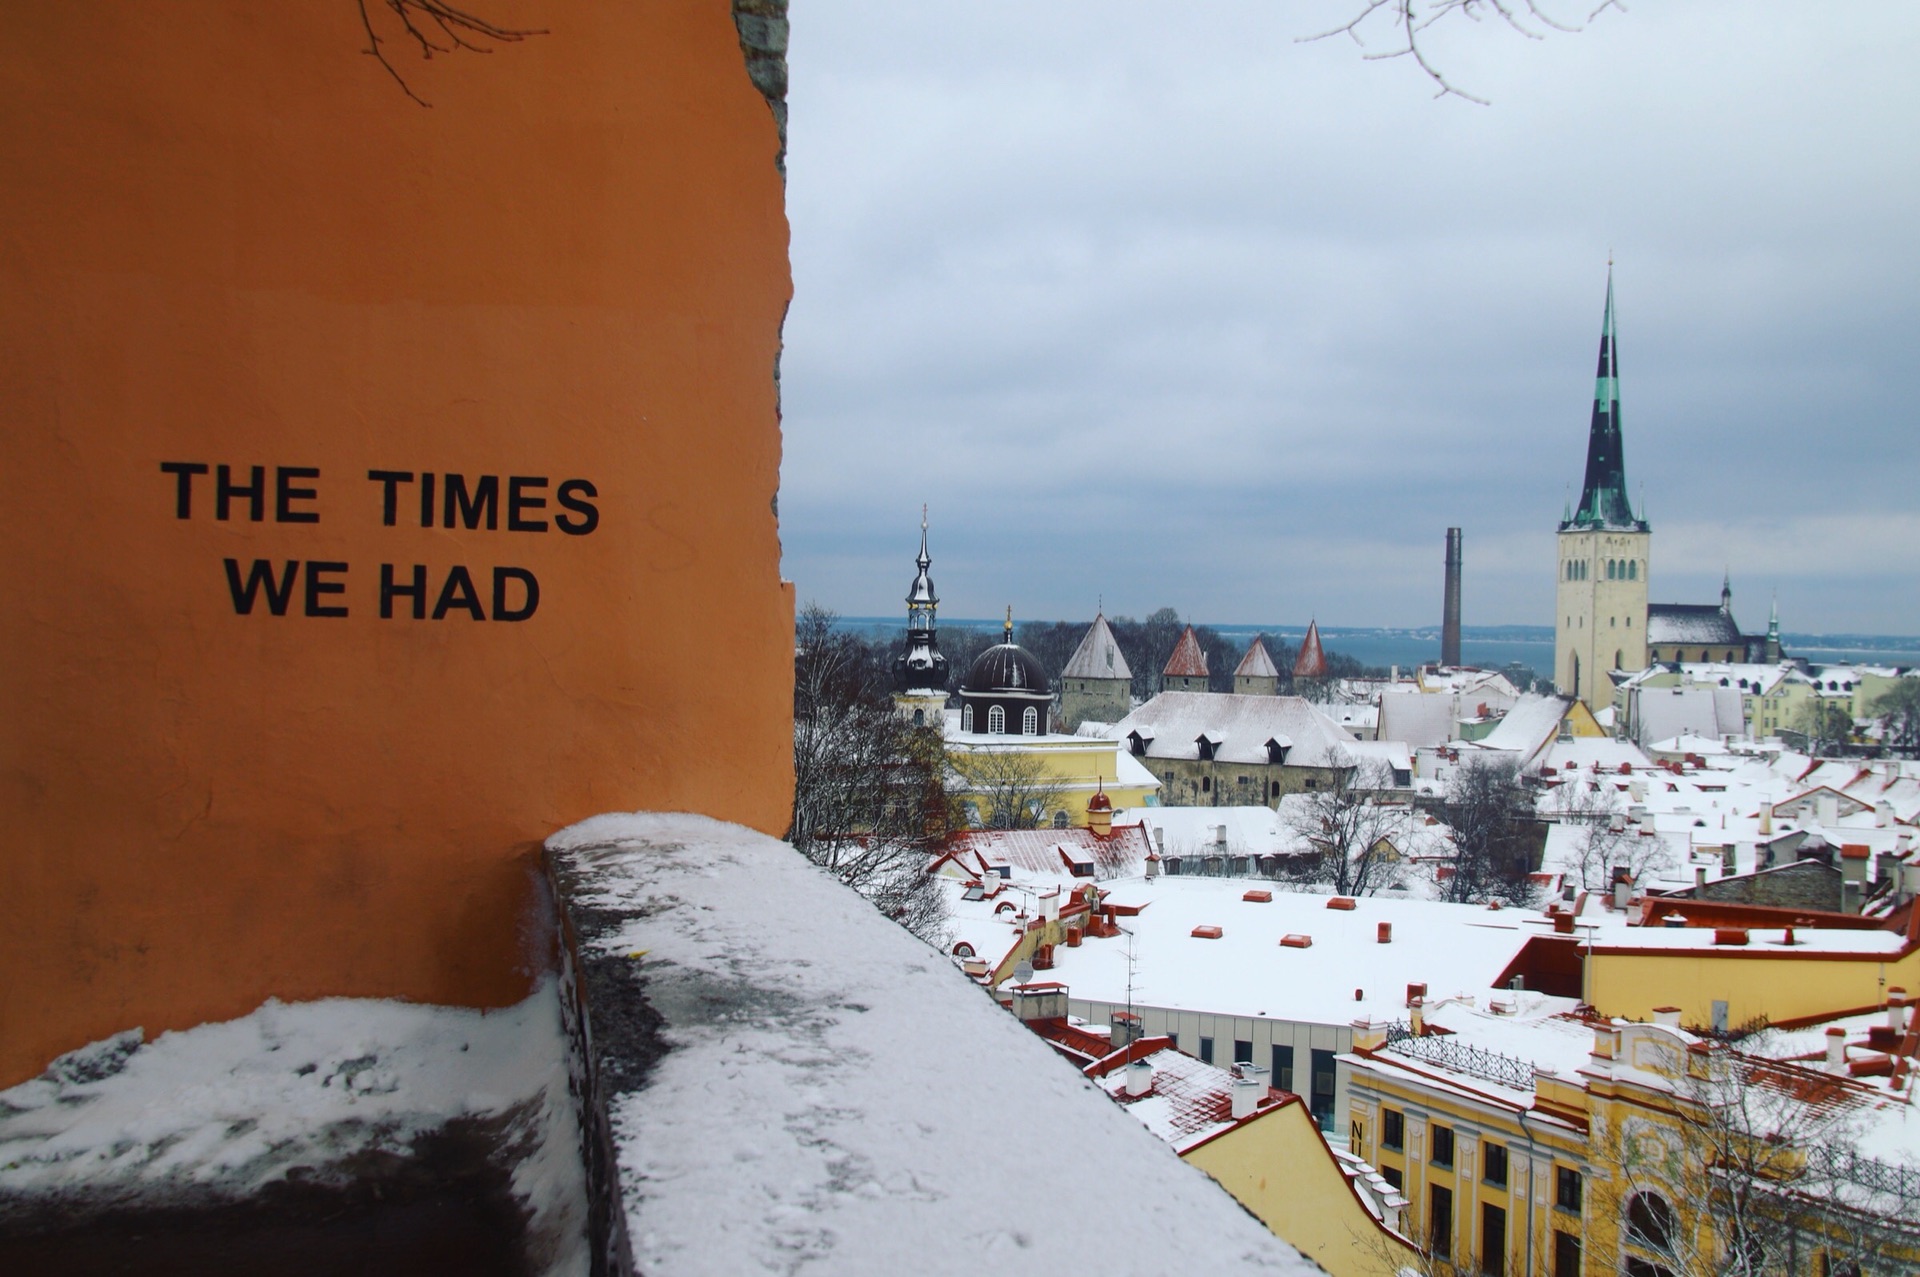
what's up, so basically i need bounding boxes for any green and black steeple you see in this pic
[1562,267,1647,532]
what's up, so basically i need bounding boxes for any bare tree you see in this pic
[1586,1037,1899,1277]
[1286,751,1410,896]
[1546,776,1673,892]
[950,747,1068,831]
[1867,679,1920,758]
[1791,699,1856,757]
[791,604,950,943]
[1304,0,1624,105]
[1438,756,1538,903]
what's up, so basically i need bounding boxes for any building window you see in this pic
[1382,1108,1404,1151]
[1554,1230,1581,1277]
[1271,1045,1295,1093]
[1626,1191,1674,1253]
[1432,1124,1454,1168]
[988,705,1005,735]
[1233,1039,1252,1064]
[1198,1036,1214,1064]
[1270,780,1280,798]
[1310,1049,1336,1127]
[962,705,973,732]
[1051,809,1068,829]
[1201,776,1211,793]
[1382,1165,1403,1191]
[1624,1260,1673,1277]
[1483,1141,1508,1187]
[1429,1184,1453,1258]
[1482,1202,1506,1277]
[1556,1166,1582,1214]
[1021,706,1038,735]
[912,708,924,726]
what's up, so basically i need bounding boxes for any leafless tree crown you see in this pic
[1305,0,1625,104]
[355,0,546,107]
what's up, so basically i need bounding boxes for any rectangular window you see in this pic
[1432,1124,1454,1168]
[1310,1049,1336,1126]
[1429,1184,1453,1258]
[1382,1108,1404,1151]
[1624,1260,1673,1277]
[1554,1229,1581,1277]
[1482,1203,1506,1277]
[1381,1165,1403,1191]
[1271,1045,1294,1093]
[1198,1036,1214,1064]
[1483,1141,1508,1187]
[1556,1166,1582,1214]
[1233,1039,1253,1065]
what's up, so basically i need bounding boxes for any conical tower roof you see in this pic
[1062,612,1133,680]
[1563,266,1647,532]
[1292,620,1329,679]
[1163,626,1209,678]
[1234,637,1279,679]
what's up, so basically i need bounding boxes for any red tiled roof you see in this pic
[1292,620,1329,679]
[1164,626,1209,678]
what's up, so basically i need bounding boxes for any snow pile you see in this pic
[0,982,587,1275]
[547,812,1320,1275]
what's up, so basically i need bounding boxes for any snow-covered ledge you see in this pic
[544,813,1316,1275]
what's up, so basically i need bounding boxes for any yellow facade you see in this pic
[947,734,1157,829]
[1562,700,1607,738]
[1185,1096,1420,1277]
[1584,943,1920,1029]
[1556,528,1650,701]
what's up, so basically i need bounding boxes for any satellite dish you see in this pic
[1013,960,1036,985]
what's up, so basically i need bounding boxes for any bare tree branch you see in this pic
[355,0,547,108]
[1301,0,1625,104]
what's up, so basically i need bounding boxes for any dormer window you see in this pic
[1196,733,1222,762]
[1264,738,1291,766]
[1129,731,1153,757]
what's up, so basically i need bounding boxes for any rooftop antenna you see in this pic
[1123,927,1140,1028]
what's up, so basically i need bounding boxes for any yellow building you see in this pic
[1343,990,1920,1276]
[946,731,1159,829]
[1086,1037,1421,1277]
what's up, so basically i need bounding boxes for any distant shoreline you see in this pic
[834,616,1920,671]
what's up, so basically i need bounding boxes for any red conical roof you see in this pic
[1292,620,1329,679]
[1163,626,1209,678]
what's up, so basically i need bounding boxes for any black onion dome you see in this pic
[962,643,1050,696]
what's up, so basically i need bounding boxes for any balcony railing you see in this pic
[1381,1022,1538,1092]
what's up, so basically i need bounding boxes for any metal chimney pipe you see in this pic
[1442,528,1463,667]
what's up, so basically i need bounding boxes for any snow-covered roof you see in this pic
[1086,1040,1286,1153]
[1062,613,1133,681]
[1633,685,1745,745]
[1377,695,1463,750]
[1647,604,1744,646]
[939,823,1155,882]
[1234,637,1280,679]
[1023,878,1543,1026]
[1163,627,1209,678]
[1110,692,1356,766]
[1477,695,1573,767]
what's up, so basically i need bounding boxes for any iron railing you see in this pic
[1381,1021,1538,1092]
[1815,1148,1920,1215]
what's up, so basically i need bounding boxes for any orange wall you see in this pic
[0,3,792,1084]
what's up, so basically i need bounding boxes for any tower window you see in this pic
[962,705,973,732]
[988,705,1005,735]
[1628,560,1637,580]
[1021,706,1038,735]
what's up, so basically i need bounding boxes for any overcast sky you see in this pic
[777,1,1920,636]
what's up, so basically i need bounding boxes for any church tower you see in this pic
[892,508,950,727]
[1555,268,1650,703]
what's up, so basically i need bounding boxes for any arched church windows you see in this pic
[1628,559,1638,580]
[1021,706,1038,735]
[988,705,1005,735]
[962,705,973,732]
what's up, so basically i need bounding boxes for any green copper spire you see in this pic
[1563,267,1647,532]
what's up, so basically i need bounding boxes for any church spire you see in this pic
[893,507,948,695]
[1564,266,1646,532]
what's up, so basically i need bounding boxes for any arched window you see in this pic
[1628,560,1638,580]
[1627,1191,1674,1252]
[952,941,976,958]
[1615,650,1623,669]
[912,708,925,726]
[988,705,1005,735]
[962,705,973,733]
[1022,706,1038,735]
[1701,650,1711,662]
[1201,776,1212,793]
[1051,809,1069,829]
[1609,560,1619,579]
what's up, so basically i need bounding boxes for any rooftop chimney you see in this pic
[1652,1007,1682,1029]
[1826,1027,1847,1070]
[1442,527,1463,667]
[1410,997,1426,1036]
[1126,1058,1153,1097]
[1110,1010,1142,1047]
[1231,1072,1265,1120]
[1890,990,1909,1034]
[1377,922,1393,944]
[1695,865,1708,890]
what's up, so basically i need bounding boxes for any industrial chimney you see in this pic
[1442,527,1463,667]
